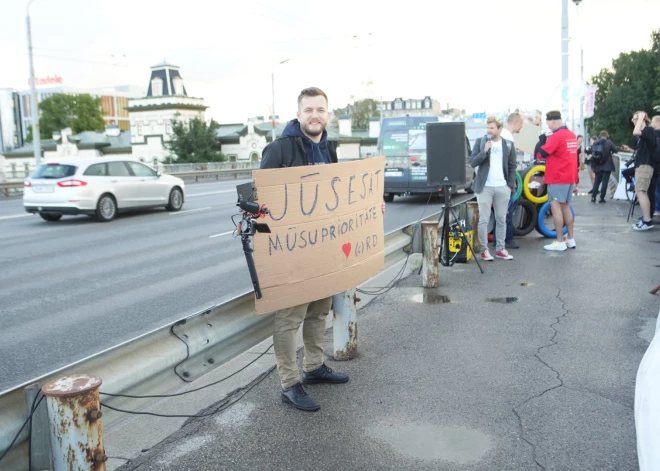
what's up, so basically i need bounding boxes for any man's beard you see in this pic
[301,121,325,137]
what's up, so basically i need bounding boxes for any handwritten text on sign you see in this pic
[252,156,385,314]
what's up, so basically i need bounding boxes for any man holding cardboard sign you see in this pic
[253,87,386,411]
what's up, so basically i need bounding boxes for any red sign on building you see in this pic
[27,75,64,86]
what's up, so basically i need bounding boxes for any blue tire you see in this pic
[536,201,575,238]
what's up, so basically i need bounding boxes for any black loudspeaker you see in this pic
[426,122,467,186]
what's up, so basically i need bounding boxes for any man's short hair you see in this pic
[486,116,503,129]
[507,112,522,124]
[297,87,328,109]
[652,115,660,125]
[546,110,562,121]
[599,130,609,139]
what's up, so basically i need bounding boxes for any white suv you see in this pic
[23,158,185,222]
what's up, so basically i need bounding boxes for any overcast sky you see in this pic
[0,0,658,124]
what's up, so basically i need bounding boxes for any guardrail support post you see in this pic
[42,374,107,471]
[421,221,439,288]
[25,383,52,471]
[466,201,480,253]
[332,289,358,360]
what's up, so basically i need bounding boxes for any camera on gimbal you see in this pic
[234,182,270,299]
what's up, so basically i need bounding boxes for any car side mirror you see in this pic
[156,171,161,177]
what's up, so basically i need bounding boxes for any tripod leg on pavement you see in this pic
[627,195,636,222]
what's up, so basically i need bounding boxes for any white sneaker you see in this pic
[544,240,567,251]
[565,238,576,249]
[633,221,654,231]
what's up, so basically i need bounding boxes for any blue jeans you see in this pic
[655,175,660,213]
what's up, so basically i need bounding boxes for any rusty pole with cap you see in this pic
[333,288,359,361]
[41,374,107,471]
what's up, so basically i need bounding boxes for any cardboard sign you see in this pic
[515,123,542,155]
[251,156,385,314]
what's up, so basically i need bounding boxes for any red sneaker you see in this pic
[481,249,494,261]
[496,249,514,260]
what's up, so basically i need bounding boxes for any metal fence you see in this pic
[0,206,456,469]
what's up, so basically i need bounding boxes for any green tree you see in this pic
[166,116,226,163]
[331,98,380,131]
[26,93,106,142]
[586,30,660,146]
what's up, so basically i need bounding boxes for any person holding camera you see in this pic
[259,87,384,412]
[630,111,658,231]
[470,116,517,261]
[589,131,616,203]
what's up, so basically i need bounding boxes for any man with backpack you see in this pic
[259,87,384,412]
[589,131,617,203]
[630,112,660,231]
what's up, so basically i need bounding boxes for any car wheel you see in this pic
[95,194,117,222]
[383,193,394,203]
[39,213,62,222]
[167,187,184,211]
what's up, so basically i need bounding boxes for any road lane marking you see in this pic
[186,190,235,197]
[0,214,32,221]
[209,230,234,238]
[169,206,212,215]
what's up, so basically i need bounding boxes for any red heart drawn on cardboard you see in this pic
[342,243,351,259]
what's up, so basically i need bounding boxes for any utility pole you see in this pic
[561,0,570,123]
[27,0,42,167]
[575,0,585,139]
[271,59,290,142]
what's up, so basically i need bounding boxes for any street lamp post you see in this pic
[26,0,42,167]
[574,0,585,140]
[561,0,570,122]
[271,58,290,142]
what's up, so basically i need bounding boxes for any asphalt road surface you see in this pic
[0,180,458,392]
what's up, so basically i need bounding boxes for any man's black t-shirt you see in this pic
[634,126,656,167]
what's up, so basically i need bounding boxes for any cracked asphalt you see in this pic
[115,193,658,471]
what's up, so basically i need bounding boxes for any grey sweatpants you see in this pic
[476,185,510,252]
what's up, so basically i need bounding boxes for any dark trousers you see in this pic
[591,171,611,201]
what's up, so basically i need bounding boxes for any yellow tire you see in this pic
[523,164,548,204]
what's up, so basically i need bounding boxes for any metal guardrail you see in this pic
[0,207,452,470]
[0,169,255,197]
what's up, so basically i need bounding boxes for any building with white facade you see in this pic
[127,62,207,166]
[0,125,131,179]
[216,114,379,162]
[378,96,443,118]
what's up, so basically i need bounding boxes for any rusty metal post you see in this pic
[421,221,439,288]
[42,374,107,471]
[466,201,480,253]
[332,289,358,360]
[24,383,52,470]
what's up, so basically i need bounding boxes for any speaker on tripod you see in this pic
[425,121,484,273]
[426,122,467,187]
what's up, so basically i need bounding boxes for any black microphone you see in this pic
[239,201,261,214]
[485,135,492,157]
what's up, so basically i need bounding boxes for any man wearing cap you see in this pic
[538,111,578,251]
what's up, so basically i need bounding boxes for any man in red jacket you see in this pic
[538,111,578,251]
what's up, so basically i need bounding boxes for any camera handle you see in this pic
[241,233,263,299]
